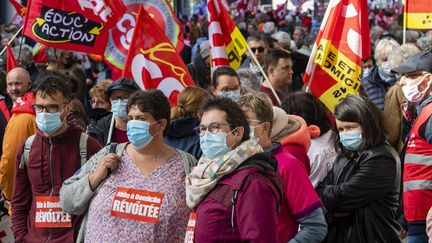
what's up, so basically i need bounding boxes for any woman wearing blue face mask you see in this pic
[186,97,283,242]
[60,90,197,242]
[316,95,402,243]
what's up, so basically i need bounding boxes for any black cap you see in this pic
[107,77,139,96]
[392,49,432,74]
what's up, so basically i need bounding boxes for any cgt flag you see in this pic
[304,0,370,112]
[122,6,194,106]
[404,0,432,29]
[23,0,126,55]
[10,0,26,16]
[104,0,185,80]
[207,0,248,70]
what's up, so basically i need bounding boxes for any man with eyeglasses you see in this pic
[11,74,101,243]
[392,49,432,243]
[88,77,139,146]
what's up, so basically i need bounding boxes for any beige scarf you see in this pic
[185,139,263,209]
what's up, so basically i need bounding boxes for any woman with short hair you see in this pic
[60,90,196,242]
[187,97,282,242]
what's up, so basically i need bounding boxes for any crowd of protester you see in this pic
[0,3,430,243]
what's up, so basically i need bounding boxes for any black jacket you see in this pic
[316,144,402,243]
[164,117,202,159]
[87,113,113,146]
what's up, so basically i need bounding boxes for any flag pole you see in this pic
[305,43,319,93]
[245,45,282,105]
[106,115,115,145]
[0,25,24,56]
[403,1,407,44]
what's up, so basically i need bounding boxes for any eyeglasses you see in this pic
[91,99,108,107]
[194,122,232,136]
[32,104,67,113]
[111,97,129,102]
[251,47,265,53]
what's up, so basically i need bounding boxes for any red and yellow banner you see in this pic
[304,0,370,112]
[122,6,194,106]
[404,0,432,29]
[207,0,248,70]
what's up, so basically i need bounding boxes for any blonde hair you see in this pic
[89,79,112,103]
[171,86,211,119]
[237,93,274,134]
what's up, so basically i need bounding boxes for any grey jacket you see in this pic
[59,143,196,242]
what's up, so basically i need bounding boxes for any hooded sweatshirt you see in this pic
[11,126,101,243]
[270,108,327,243]
[0,92,37,200]
[164,117,201,159]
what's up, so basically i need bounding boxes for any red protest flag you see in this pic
[274,1,288,21]
[9,0,26,16]
[23,0,126,55]
[207,0,248,70]
[104,0,185,78]
[304,0,370,112]
[6,45,17,72]
[122,6,194,105]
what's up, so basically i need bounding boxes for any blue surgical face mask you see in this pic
[362,67,372,79]
[378,63,396,84]
[200,130,233,159]
[218,90,241,101]
[249,123,264,140]
[127,120,158,149]
[36,112,63,135]
[111,99,128,120]
[339,131,362,151]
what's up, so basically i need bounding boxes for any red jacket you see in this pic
[11,126,101,243]
[404,102,432,222]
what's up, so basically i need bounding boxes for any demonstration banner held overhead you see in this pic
[207,0,248,70]
[304,0,370,112]
[404,0,432,29]
[122,6,194,106]
[104,0,185,80]
[23,0,126,55]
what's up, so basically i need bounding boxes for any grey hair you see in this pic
[400,43,421,60]
[12,45,34,66]
[405,30,421,43]
[374,38,400,63]
[370,26,384,43]
[237,68,261,92]
[417,36,432,51]
[271,31,291,51]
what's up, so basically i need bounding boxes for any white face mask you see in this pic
[402,75,431,103]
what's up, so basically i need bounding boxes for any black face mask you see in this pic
[91,108,110,119]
